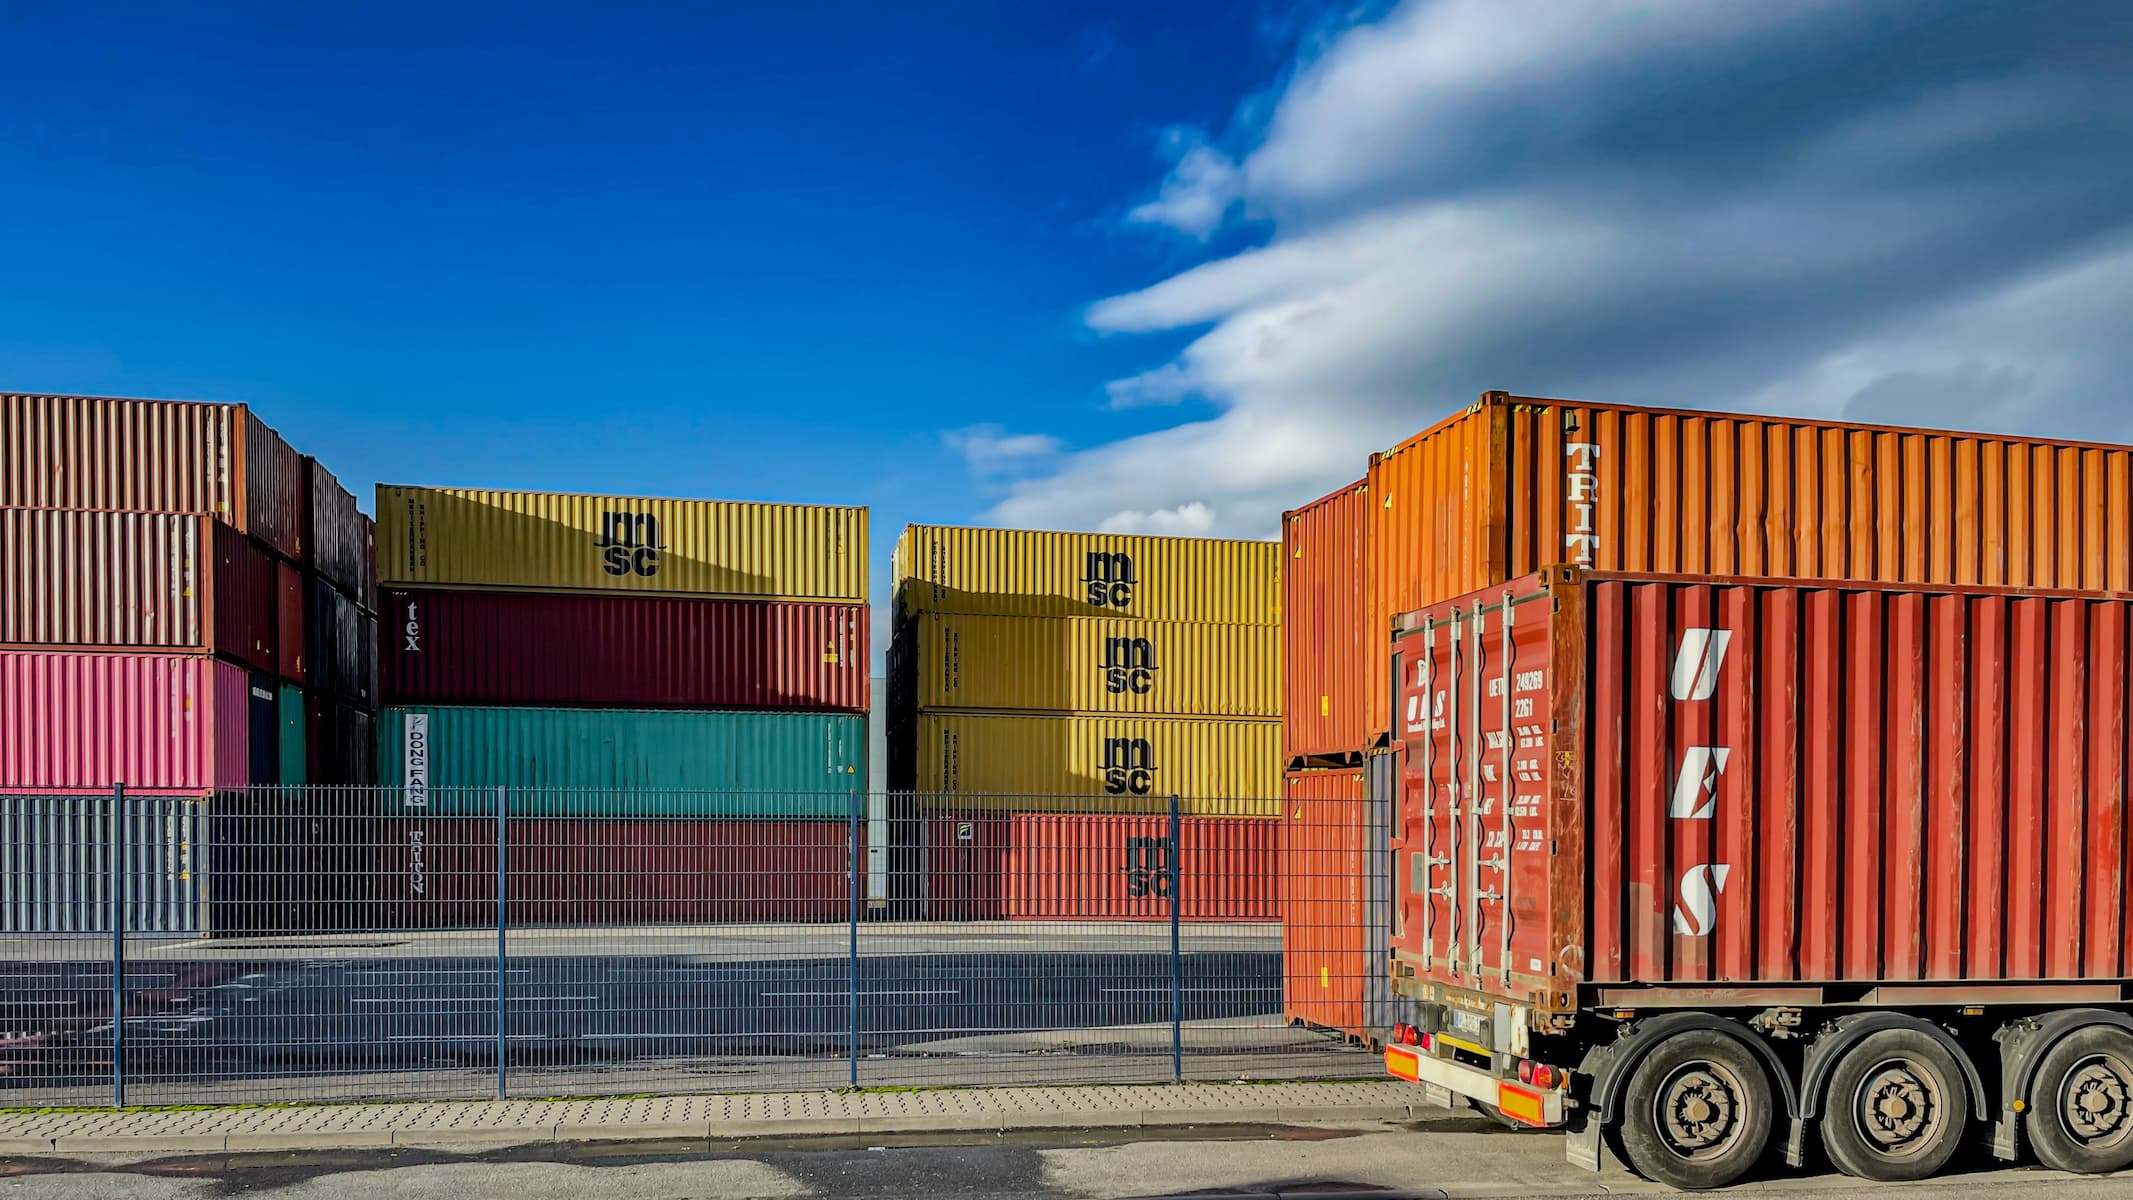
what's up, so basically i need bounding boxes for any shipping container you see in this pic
[1280,768,1369,1037]
[1,393,307,560]
[890,611,1277,717]
[922,811,1275,920]
[1282,481,1370,765]
[1361,391,2133,742]
[305,457,376,610]
[307,692,376,787]
[1380,567,2133,1186]
[275,560,305,684]
[0,793,205,933]
[278,683,306,786]
[379,588,867,711]
[0,512,282,674]
[373,817,854,927]
[306,575,377,707]
[374,705,865,816]
[892,712,1281,815]
[893,525,1280,624]
[0,651,250,792]
[376,485,867,601]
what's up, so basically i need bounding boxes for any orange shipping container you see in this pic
[1360,391,2133,742]
[1280,768,1369,1037]
[1282,481,1369,765]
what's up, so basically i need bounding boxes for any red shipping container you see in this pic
[1283,480,1370,765]
[924,812,1276,921]
[0,651,251,792]
[1280,769,1369,1036]
[276,560,306,684]
[1394,567,2133,1018]
[380,588,868,711]
[372,818,854,926]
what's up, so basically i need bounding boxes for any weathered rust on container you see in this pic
[1364,392,2133,742]
[305,457,375,610]
[893,524,1280,624]
[1280,768,1369,1036]
[1392,568,2133,1019]
[380,588,867,711]
[894,712,1281,815]
[0,393,306,560]
[1282,481,1370,765]
[376,485,867,601]
[0,651,250,792]
[922,812,1276,921]
[891,612,1277,717]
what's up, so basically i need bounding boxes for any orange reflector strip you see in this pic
[1384,1048,1421,1081]
[1497,1083,1547,1126]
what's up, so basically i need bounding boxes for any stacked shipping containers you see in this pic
[373,486,868,924]
[0,393,379,934]
[887,525,1281,920]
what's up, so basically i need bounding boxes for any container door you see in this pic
[248,673,279,786]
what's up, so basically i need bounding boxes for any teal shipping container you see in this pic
[374,705,866,817]
[278,683,307,787]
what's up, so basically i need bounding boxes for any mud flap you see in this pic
[1564,1113,1603,1172]
[1419,1081,1453,1110]
[1783,1117,1807,1169]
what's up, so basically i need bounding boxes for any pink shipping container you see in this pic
[1,393,307,562]
[380,588,868,710]
[923,813,1277,921]
[0,651,251,793]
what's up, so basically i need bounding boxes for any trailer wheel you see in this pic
[2027,1025,2133,1175]
[1817,1029,1969,1181]
[1614,1029,1775,1190]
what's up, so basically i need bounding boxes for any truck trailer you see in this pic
[1381,567,2133,1188]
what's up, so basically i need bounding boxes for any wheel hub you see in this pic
[1860,1065,1933,1148]
[1661,1068,1741,1155]
[2063,1059,2132,1143]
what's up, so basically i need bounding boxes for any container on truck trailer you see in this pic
[1380,567,2133,1188]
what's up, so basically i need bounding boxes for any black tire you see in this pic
[2027,1025,2133,1175]
[1817,1028,1971,1181]
[1614,1029,1776,1190]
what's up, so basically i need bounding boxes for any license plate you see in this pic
[1450,1009,1486,1036]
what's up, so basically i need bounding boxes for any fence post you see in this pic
[496,785,508,1101]
[848,789,861,1090]
[1169,792,1182,1085]
[110,782,125,1109]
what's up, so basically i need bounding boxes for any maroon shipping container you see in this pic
[380,588,868,710]
[923,813,1276,921]
[0,511,281,675]
[1,393,307,561]
[276,561,306,684]
[0,650,251,792]
[1283,480,1370,766]
[304,457,376,611]
[372,818,853,926]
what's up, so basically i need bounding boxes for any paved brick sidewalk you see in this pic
[0,1080,1423,1155]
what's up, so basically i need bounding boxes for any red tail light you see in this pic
[1392,1023,1420,1046]
[1531,1064,1558,1089]
[1516,1059,1534,1084]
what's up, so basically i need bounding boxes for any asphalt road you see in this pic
[3,1116,2129,1199]
[0,923,1369,1103]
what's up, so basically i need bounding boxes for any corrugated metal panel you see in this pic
[306,575,377,707]
[373,706,865,815]
[305,457,375,609]
[923,812,1275,920]
[0,793,204,933]
[376,485,868,601]
[275,560,305,684]
[240,409,306,563]
[379,588,868,711]
[893,525,1280,624]
[0,510,202,650]
[277,684,306,786]
[1393,568,2133,1018]
[902,712,1281,815]
[373,817,853,927]
[0,652,249,791]
[1364,392,2133,741]
[1280,768,1369,1036]
[1282,481,1370,763]
[307,692,376,787]
[893,612,1277,717]
[209,523,280,675]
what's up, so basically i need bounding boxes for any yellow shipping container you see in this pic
[376,486,867,600]
[893,525,1278,624]
[894,612,1278,717]
[899,712,1281,815]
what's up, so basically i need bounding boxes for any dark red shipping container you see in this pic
[923,813,1277,921]
[1283,480,1370,766]
[379,588,868,711]
[372,818,854,926]
[1281,768,1369,1036]
[276,561,305,684]
[1394,567,2133,1019]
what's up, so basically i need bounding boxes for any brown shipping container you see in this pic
[1395,567,2133,1021]
[1282,480,1369,764]
[922,812,1275,921]
[1361,391,2133,742]
[305,457,376,610]
[373,818,854,927]
[380,588,866,710]
[1,393,307,561]
[0,511,280,674]
[1281,768,1369,1037]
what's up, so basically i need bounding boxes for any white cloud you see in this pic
[1127,129,1243,240]
[1098,501,1217,536]
[981,0,2133,538]
[943,424,1063,480]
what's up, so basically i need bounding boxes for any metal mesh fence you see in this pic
[0,784,1387,1105]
